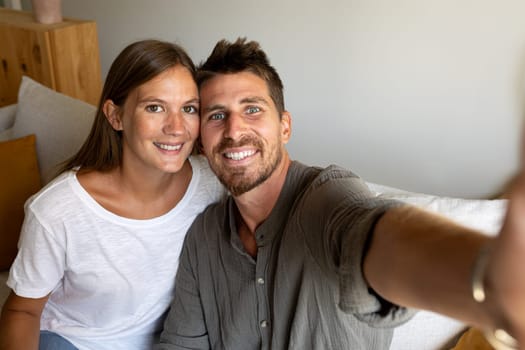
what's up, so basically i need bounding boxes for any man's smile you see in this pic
[224,149,257,161]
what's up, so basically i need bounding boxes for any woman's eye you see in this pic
[247,106,260,114]
[183,105,198,114]
[146,104,164,113]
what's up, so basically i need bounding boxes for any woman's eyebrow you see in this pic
[136,97,166,105]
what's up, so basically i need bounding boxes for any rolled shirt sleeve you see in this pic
[297,165,414,327]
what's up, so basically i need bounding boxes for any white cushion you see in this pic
[0,104,17,132]
[0,128,13,142]
[11,77,96,184]
[0,104,17,141]
[390,312,465,350]
[367,182,506,235]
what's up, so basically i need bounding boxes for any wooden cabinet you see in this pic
[0,8,102,107]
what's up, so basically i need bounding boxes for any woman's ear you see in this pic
[103,100,123,131]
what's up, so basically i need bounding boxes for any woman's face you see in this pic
[108,65,200,176]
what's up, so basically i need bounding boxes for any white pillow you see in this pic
[0,104,17,132]
[366,182,506,235]
[12,77,96,184]
[0,128,13,142]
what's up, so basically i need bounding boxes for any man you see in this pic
[157,38,525,349]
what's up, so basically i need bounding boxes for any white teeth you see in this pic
[225,150,256,160]
[156,143,182,151]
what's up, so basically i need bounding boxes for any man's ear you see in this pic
[103,100,123,131]
[280,111,292,144]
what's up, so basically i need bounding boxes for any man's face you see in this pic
[199,72,291,196]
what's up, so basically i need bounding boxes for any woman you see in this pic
[0,40,224,350]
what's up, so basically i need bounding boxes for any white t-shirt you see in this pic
[8,155,225,350]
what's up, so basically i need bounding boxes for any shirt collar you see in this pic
[227,161,316,252]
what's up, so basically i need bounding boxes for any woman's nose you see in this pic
[163,112,185,135]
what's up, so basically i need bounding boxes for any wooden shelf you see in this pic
[0,8,102,106]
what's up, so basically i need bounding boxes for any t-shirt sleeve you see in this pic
[297,166,415,327]
[7,205,66,298]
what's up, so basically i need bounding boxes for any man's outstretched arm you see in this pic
[364,174,525,347]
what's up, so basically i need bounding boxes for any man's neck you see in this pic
[234,153,291,235]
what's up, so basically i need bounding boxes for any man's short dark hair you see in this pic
[197,38,285,114]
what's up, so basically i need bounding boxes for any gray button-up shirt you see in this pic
[157,162,413,350]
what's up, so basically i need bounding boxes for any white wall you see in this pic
[56,0,525,198]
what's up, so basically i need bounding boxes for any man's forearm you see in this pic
[363,205,495,329]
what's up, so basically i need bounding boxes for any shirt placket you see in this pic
[255,232,270,349]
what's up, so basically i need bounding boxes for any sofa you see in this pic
[0,76,508,349]
[0,76,96,307]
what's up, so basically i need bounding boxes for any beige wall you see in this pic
[55,0,525,198]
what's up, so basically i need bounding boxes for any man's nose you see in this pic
[223,112,247,139]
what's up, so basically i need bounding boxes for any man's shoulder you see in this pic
[187,197,230,237]
[287,162,379,221]
[313,164,360,186]
[290,161,362,192]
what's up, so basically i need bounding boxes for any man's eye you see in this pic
[146,104,164,113]
[182,105,198,114]
[209,113,225,120]
[247,106,260,114]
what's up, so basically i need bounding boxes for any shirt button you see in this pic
[257,277,265,285]
[260,320,268,328]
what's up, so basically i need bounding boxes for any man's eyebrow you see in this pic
[203,104,225,113]
[137,97,200,105]
[203,96,270,113]
[240,96,270,106]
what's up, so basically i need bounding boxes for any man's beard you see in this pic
[209,135,283,196]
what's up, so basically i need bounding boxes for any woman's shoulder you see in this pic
[188,155,227,200]
[29,171,75,200]
[189,154,209,170]
[189,155,217,181]
[26,171,80,212]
